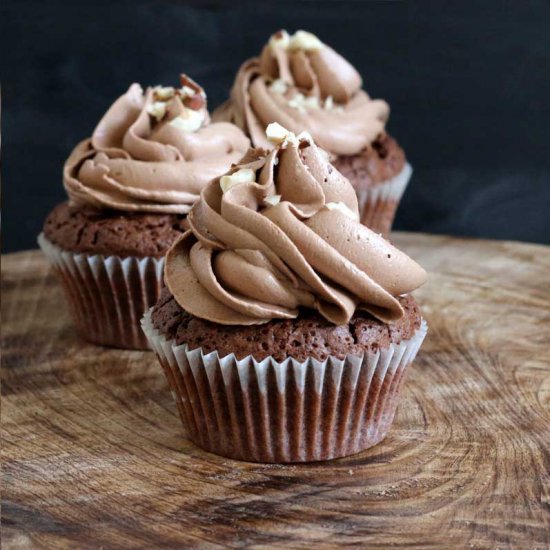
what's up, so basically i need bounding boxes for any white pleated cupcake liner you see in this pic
[355,163,413,235]
[38,233,164,350]
[142,309,428,463]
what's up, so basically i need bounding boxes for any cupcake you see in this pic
[213,30,411,235]
[39,75,250,349]
[142,124,427,462]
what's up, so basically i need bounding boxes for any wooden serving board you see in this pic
[2,233,550,549]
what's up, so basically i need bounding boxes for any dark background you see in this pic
[2,0,550,252]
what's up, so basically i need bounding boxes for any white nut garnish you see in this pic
[154,86,175,100]
[325,202,357,220]
[323,95,345,113]
[269,30,290,51]
[289,30,324,52]
[288,95,306,114]
[323,95,344,113]
[303,96,320,109]
[288,93,319,113]
[269,79,288,95]
[266,122,292,144]
[264,194,281,206]
[146,101,167,122]
[169,108,204,133]
[179,85,197,98]
[266,123,312,148]
[220,168,256,193]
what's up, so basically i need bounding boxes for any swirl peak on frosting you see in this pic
[164,124,426,326]
[64,74,250,214]
[212,29,390,156]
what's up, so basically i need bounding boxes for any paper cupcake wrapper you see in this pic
[356,163,412,235]
[142,310,427,463]
[38,233,164,350]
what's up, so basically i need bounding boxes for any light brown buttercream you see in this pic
[64,77,250,213]
[164,130,426,325]
[213,30,390,156]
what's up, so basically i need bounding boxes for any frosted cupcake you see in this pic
[213,30,411,235]
[142,124,427,462]
[39,75,249,349]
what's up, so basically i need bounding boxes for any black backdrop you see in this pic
[2,0,550,252]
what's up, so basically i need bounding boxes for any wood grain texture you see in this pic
[2,233,550,549]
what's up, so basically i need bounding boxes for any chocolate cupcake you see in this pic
[142,124,427,462]
[213,30,411,236]
[39,75,249,349]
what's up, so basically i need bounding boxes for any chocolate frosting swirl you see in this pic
[213,30,390,156]
[64,76,250,214]
[164,126,426,326]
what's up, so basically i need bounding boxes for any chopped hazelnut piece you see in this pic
[146,101,167,122]
[269,79,288,95]
[154,86,175,100]
[266,122,291,144]
[169,108,204,133]
[220,168,256,193]
[264,194,282,206]
[269,29,290,51]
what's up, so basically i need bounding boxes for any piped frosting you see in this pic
[64,75,250,214]
[213,30,390,156]
[164,124,426,325]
